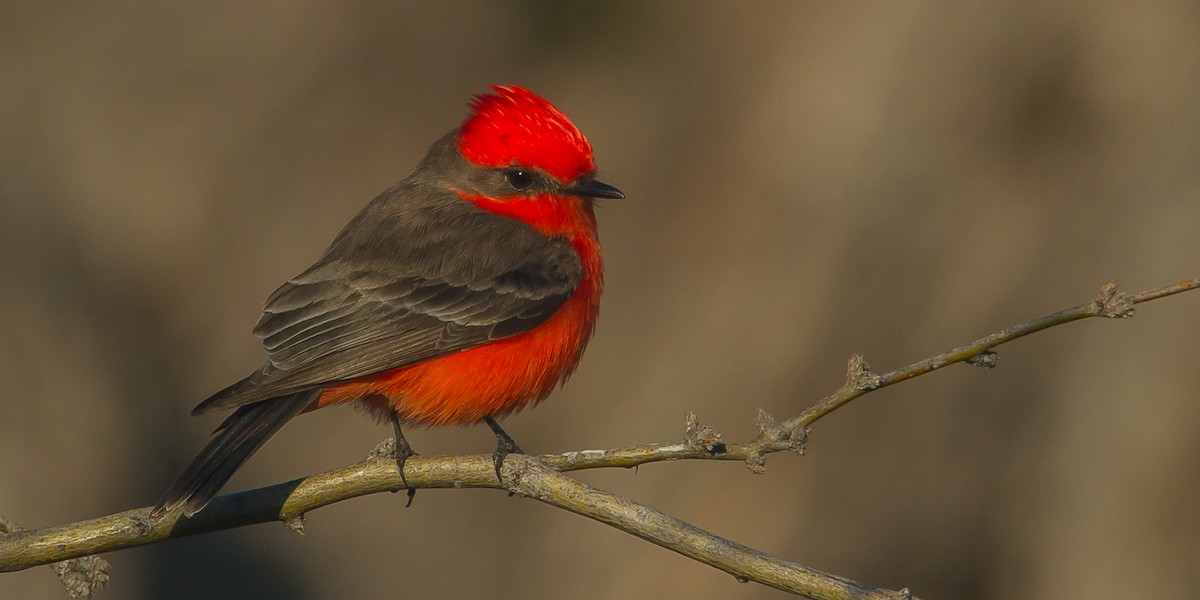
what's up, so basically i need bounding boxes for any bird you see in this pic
[154,85,623,517]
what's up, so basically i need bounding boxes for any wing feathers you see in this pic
[194,185,585,414]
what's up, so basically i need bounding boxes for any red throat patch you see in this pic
[458,85,596,182]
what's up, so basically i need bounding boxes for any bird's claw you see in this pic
[484,416,524,492]
[390,413,419,507]
[491,435,524,482]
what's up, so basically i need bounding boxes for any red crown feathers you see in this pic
[458,85,596,182]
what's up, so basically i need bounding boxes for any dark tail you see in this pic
[154,390,319,517]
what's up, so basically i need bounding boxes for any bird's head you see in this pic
[440,85,623,203]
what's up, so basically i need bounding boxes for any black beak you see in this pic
[564,178,624,200]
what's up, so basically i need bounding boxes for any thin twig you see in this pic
[1,279,1195,598]
[786,281,1190,433]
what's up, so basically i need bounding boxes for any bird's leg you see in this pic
[483,416,524,484]
[389,411,418,507]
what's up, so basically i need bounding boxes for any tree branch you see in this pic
[2,279,1196,598]
[0,514,109,598]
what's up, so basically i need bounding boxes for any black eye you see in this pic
[504,169,534,191]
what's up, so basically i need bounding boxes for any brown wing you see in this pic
[192,182,583,414]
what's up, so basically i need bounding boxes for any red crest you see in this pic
[458,85,596,182]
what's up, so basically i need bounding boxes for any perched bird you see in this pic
[155,85,622,517]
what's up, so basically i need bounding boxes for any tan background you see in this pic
[3,2,1199,599]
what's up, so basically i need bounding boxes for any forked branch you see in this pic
[2,279,1196,600]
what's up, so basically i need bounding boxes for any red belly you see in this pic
[313,282,597,426]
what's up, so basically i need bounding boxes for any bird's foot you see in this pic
[390,413,419,507]
[484,416,523,487]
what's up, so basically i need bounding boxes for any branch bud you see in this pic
[1097,282,1135,318]
[683,412,724,453]
[845,354,882,390]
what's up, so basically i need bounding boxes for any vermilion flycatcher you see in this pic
[155,85,622,516]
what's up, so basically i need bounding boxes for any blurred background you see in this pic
[3,2,1199,598]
